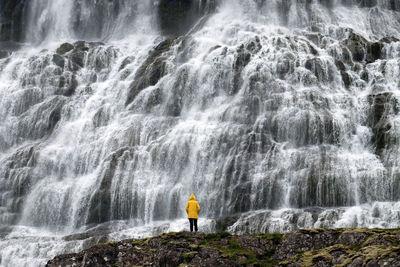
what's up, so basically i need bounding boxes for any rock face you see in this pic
[125,38,176,106]
[46,229,400,267]
[157,0,216,36]
[0,0,27,42]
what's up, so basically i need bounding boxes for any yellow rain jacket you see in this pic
[185,194,200,219]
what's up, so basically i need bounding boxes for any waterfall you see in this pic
[1,0,400,266]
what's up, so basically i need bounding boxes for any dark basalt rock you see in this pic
[158,0,216,36]
[342,31,384,63]
[0,50,10,59]
[335,60,351,88]
[46,229,400,267]
[368,92,398,155]
[57,74,78,96]
[305,57,328,82]
[380,36,400,43]
[340,0,377,8]
[215,215,240,231]
[52,54,65,68]
[86,147,133,225]
[56,43,74,55]
[360,0,378,8]
[125,38,176,106]
[0,0,27,42]
[119,56,134,71]
[232,37,262,95]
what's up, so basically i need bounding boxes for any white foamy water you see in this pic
[1,0,400,266]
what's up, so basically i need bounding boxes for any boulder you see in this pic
[56,43,74,55]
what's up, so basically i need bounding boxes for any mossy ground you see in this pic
[280,228,400,266]
[47,228,400,267]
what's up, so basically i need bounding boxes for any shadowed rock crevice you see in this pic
[0,0,27,42]
[157,0,217,36]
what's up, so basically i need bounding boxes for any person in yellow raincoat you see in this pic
[185,194,200,232]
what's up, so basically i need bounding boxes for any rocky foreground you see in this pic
[46,228,400,266]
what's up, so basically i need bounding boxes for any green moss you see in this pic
[360,245,400,265]
[204,233,218,241]
[300,248,333,266]
[218,231,232,239]
[181,251,198,263]
[131,237,150,246]
[205,231,231,241]
[159,231,193,241]
[228,240,242,250]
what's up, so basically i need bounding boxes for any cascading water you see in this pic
[1,0,400,266]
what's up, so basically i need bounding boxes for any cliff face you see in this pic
[46,229,400,266]
[0,0,27,42]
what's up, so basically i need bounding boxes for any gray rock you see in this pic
[52,54,65,68]
[0,50,10,59]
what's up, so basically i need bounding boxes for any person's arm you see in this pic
[185,202,189,214]
[197,202,200,213]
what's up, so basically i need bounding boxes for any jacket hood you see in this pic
[189,194,196,201]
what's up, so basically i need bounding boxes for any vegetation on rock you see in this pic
[47,228,400,266]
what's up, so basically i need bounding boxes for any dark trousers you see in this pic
[189,218,198,232]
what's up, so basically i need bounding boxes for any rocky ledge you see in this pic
[46,228,400,267]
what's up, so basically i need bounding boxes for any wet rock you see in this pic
[57,73,78,96]
[158,0,216,36]
[305,57,330,82]
[47,105,62,131]
[215,215,240,231]
[368,92,398,155]
[367,42,383,63]
[0,50,10,59]
[360,0,377,8]
[64,41,104,71]
[92,107,111,128]
[16,96,66,140]
[342,31,383,63]
[0,0,26,42]
[125,38,176,106]
[232,37,261,94]
[52,54,65,68]
[86,148,133,224]
[73,41,90,51]
[380,36,400,43]
[56,43,74,55]
[361,70,369,82]
[119,56,134,71]
[69,50,86,70]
